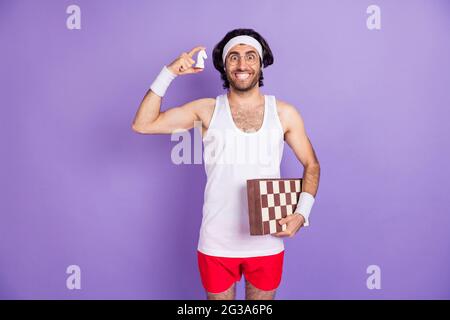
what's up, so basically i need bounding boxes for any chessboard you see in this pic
[247,178,303,235]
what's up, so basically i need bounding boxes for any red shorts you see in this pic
[197,250,284,294]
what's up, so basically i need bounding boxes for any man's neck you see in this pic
[227,87,264,109]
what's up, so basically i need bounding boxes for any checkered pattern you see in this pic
[247,178,302,235]
[259,179,301,234]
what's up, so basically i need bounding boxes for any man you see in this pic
[132,29,320,300]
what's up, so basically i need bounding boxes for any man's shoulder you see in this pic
[275,98,295,109]
[275,98,301,117]
[189,98,216,123]
[273,98,306,133]
[189,97,216,111]
[193,97,216,105]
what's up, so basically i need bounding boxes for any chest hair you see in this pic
[229,103,265,133]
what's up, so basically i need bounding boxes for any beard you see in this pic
[226,69,261,92]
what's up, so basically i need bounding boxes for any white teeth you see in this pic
[236,73,250,80]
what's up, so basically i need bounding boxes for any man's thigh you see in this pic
[198,251,241,299]
[242,251,284,300]
[245,279,276,300]
[206,282,236,300]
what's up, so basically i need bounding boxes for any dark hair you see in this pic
[212,28,274,89]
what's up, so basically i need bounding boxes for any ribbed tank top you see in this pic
[197,93,285,257]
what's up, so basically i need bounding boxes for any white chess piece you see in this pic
[195,49,207,69]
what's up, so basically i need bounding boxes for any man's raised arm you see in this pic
[132,46,206,135]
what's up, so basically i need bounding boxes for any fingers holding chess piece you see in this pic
[167,46,206,75]
[195,49,208,69]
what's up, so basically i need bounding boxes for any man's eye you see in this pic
[230,55,238,60]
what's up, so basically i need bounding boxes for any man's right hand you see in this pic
[167,46,206,75]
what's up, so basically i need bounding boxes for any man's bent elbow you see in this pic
[132,123,151,134]
[305,161,320,170]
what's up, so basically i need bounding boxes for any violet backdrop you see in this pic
[1,0,449,299]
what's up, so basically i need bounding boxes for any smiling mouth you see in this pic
[234,72,251,81]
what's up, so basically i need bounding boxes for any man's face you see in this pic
[224,44,261,92]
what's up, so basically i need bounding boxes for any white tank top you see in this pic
[197,93,285,257]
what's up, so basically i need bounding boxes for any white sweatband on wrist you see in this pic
[294,192,315,227]
[150,65,177,97]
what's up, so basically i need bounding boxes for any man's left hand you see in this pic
[272,213,305,238]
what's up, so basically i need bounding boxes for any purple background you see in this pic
[1,0,449,299]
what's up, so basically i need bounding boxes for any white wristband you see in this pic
[294,192,315,227]
[150,66,177,97]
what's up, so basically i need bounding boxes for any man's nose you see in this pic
[238,56,247,68]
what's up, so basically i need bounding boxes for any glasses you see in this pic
[226,52,259,66]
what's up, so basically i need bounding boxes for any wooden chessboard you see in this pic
[247,178,303,235]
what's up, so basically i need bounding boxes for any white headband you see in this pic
[222,35,263,67]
